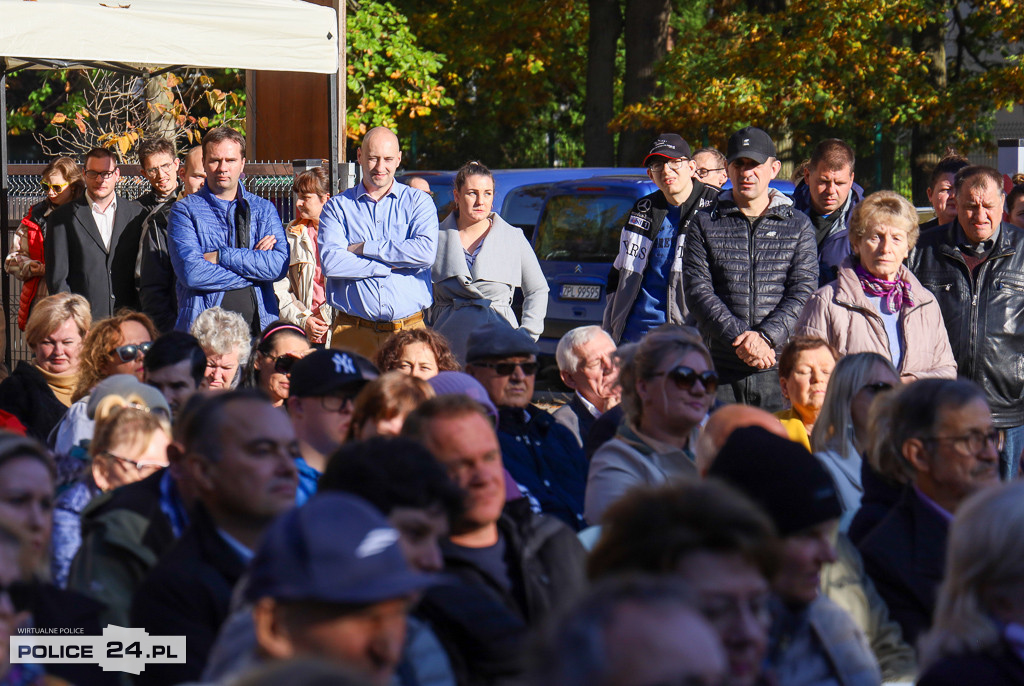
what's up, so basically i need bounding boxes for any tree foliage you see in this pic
[615,0,1024,182]
[345,0,452,140]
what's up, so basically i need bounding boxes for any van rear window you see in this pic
[534,194,635,263]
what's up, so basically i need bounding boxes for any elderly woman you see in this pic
[0,293,91,440]
[4,157,83,329]
[52,403,170,587]
[428,161,549,363]
[797,191,956,381]
[274,168,333,344]
[53,311,157,457]
[191,306,252,390]
[250,322,312,407]
[375,328,460,380]
[585,328,717,524]
[919,482,1024,685]
[811,352,900,530]
[775,336,838,450]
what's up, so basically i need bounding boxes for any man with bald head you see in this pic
[318,127,439,357]
[695,404,788,474]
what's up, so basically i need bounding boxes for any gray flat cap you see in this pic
[465,321,538,362]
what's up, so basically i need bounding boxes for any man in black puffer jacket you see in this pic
[684,127,817,411]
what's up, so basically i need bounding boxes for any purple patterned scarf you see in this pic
[854,262,914,311]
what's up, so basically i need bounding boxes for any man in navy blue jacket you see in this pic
[167,126,288,334]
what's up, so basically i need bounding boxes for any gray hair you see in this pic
[811,352,895,458]
[555,326,615,373]
[920,482,1024,668]
[190,307,252,369]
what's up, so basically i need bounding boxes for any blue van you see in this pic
[533,176,796,352]
[396,168,645,238]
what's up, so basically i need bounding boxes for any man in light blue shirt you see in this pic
[318,126,439,357]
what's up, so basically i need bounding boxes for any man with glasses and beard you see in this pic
[465,321,589,530]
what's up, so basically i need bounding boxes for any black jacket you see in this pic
[427,499,586,686]
[137,189,181,333]
[684,191,818,383]
[45,194,145,320]
[130,503,246,686]
[0,361,67,441]
[909,221,1024,427]
[856,486,948,647]
[918,640,1024,686]
[846,461,904,546]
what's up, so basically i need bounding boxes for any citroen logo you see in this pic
[574,265,582,273]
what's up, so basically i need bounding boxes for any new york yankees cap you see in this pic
[726,126,776,165]
[288,349,379,398]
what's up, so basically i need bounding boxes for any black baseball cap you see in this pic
[289,349,378,398]
[726,127,777,165]
[644,134,692,167]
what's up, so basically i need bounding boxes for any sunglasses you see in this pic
[654,365,719,393]
[474,360,540,376]
[111,341,152,363]
[273,354,302,375]
[860,381,894,395]
[40,181,70,193]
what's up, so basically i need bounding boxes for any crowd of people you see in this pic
[0,121,1018,685]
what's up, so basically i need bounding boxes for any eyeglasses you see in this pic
[273,354,302,375]
[694,166,726,179]
[924,429,1004,455]
[653,366,719,394]
[84,170,117,180]
[648,159,689,174]
[320,394,357,413]
[473,360,539,376]
[859,381,894,395]
[144,161,176,177]
[99,450,165,477]
[40,181,70,193]
[111,341,152,363]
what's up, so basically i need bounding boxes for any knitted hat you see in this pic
[708,426,842,536]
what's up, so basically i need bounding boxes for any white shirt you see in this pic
[86,191,117,250]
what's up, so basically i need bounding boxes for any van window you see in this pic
[534,193,635,263]
[501,183,554,240]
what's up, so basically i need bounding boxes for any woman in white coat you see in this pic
[428,161,548,363]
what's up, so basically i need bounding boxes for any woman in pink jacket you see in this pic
[796,191,956,381]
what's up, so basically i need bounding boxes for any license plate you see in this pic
[560,284,601,301]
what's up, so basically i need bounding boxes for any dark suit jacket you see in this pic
[856,485,949,646]
[917,640,1024,686]
[46,193,145,319]
[130,504,246,686]
[552,394,598,449]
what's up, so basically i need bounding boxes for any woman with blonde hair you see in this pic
[4,157,84,329]
[810,352,899,530]
[51,402,170,587]
[797,190,956,381]
[918,482,1024,684]
[0,293,91,440]
[585,327,716,524]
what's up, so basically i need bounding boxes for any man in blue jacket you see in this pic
[167,126,288,334]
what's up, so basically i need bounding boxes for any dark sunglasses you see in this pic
[111,341,152,363]
[274,354,302,375]
[474,360,540,376]
[860,381,894,395]
[654,365,719,393]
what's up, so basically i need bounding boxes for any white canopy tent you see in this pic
[1,0,340,367]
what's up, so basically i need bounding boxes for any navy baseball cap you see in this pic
[644,134,692,167]
[726,127,776,165]
[288,349,378,398]
[245,493,434,605]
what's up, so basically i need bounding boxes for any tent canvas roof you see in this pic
[1,0,338,74]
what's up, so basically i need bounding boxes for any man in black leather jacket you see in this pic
[909,165,1024,480]
[684,127,817,411]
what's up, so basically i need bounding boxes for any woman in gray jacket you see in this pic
[428,161,548,363]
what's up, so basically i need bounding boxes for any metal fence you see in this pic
[3,162,300,367]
